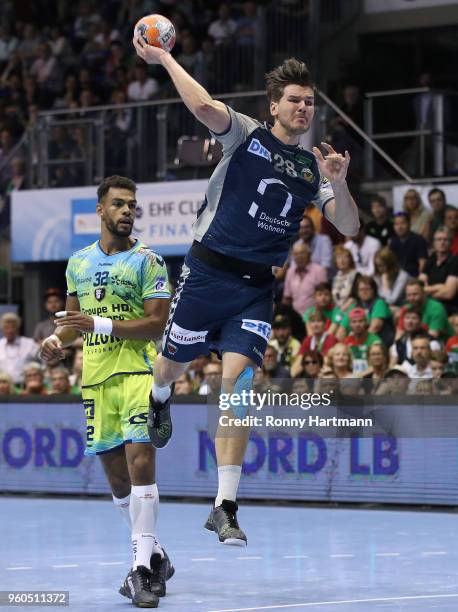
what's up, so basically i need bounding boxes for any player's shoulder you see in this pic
[68,241,98,264]
[133,242,165,267]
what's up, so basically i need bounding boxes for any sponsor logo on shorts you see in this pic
[169,323,208,345]
[241,319,271,341]
[94,287,105,301]
[167,342,178,355]
[155,276,166,291]
[253,346,264,359]
[129,413,148,425]
[247,138,272,162]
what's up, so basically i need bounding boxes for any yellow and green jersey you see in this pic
[66,240,170,387]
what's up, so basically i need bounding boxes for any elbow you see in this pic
[194,101,215,121]
[341,219,360,237]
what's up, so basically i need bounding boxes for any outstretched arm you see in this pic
[132,36,230,134]
[313,142,359,237]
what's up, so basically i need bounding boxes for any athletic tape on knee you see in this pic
[229,366,254,419]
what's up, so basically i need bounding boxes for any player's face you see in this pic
[98,187,137,237]
[271,84,315,136]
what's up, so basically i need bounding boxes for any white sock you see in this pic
[130,484,162,569]
[152,381,171,403]
[215,465,242,507]
[112,493,132,529]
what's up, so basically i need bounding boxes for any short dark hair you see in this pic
[371,194,387,208]
[265,58,314,103]
[315,282,332,293]
[406,278,425,290]
[428,188,446,201]
[97,175,137,202]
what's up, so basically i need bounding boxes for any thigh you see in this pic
[82,381,123,457]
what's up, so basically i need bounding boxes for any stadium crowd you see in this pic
[1,188,457,398]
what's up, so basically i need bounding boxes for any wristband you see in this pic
[93,316,113,335]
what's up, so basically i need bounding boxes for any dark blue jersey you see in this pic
[193,106,334,267]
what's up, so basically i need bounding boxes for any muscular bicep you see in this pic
[65,295,80,312]
[144,297,170,332]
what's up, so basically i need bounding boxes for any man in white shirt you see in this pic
[0,312,38,385]
[127,64,159,101]
[208,4,237,45]
[344,223,381,276]
[292,215,333,275]
[403,333,433,394]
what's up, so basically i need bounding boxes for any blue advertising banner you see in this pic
[11,180,207,262]
[1,402,457,505]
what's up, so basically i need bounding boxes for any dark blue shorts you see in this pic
[162,253,274,367]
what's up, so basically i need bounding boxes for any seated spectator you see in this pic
[188,355,211,389]
[292,215,333,275]
[403,333,433,393]
[282,243,327,316]
[127,64,159,101]
[375,366,410,396]
[344,222,381,276]
[391,306,440,367]
[430,350,448,379]
[294,311,338,376]
[33,287,65,343]
[337,276,395,346]
[0,370,14,395]
[49,367,79,394]
[402,189,432,242]
[435,372,458,395]
[21,362,47,395]
[428,188,447,234]
[444,205,458,255]
[361,343,389,394]
[331,246,359,311]
[373,247,410,307]
[235,1,258,47]
[69,347,83,390]
[389,212,428,277]
[17,23,41,67]
[303,282,343,335]
[397,279,453,340]
[290,349,323,388]
[30,42,61,93]
[419,227,458,315]
[343,307,382,374]
[175,372,195,395]
[322,343,353,379]
[272,303,306,343]
[0,25,17,65]
[258,344,290,392]
[0,312,37,385]
[365,195,394,246]
[199,361,222,396]
[176,36,203,79]
[269,315,300,369]
[208,4,237,46]
[445,313,458,372]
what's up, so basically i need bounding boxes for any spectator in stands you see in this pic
[268,314,300,369]
[290,349,323,390]
[235,1,258,47]
[338,276,395,347]
[17,23,41,67]
[0,25,17,65]
[397,279,453,340]
[49,367,79,394]
[69,347,83,390]
[282,243,327,316]
[391,306,440,367]
[403,333,433,393]
[361,343,389,394]
[343,307,382,374]
[303,282,343,336]
[444,205,458,256]
[198,361,223,395]
[33,288,65,343]
[30,42,61,93]
[430,351,448,379]
[208,4,237,45]
[344,222,381,276]
[389,212,428,277]
[0,371,14,395]
[435,372,458,395]
[428,188,447,234]
[188,354,211,389]
[0,312,37,385]
[322,343,353,379]
[445,313,458,372]
[293,311,337,378]
[292,215,333,275]
[373,247,410,308]
[175,372,195,395]
[127,63,159,101]
[419,227,458,315]
[402,189,432,242]
[365,195,394,246]
[21,362,47,395]
[176,35,202,78]
[259,344,290,391]
[331,246,358,311]
[0,128,14,173]
[375,366,410,396]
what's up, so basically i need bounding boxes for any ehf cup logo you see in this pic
[94,288,105,301]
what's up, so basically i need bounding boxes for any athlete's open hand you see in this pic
[54,311,94,333]
[132,35,167,65]
[312,142,350,185]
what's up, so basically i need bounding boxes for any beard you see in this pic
[105,216,133,237]
[278,115,309,136]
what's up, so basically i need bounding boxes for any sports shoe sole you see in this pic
[204,518,247,547]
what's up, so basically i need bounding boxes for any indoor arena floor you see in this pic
[1,497,458,611]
